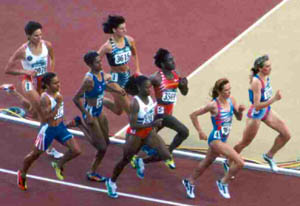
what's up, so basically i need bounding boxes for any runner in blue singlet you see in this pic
[182,78,245,199]
[234,55,291,172]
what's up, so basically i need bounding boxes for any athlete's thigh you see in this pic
[97,113,109,143]
[64,137,80,152]
[85,117,106,146]
[124,134,143,157]
[145,132,169,156]
[22,81,40,105]
[263,110,290,135]
[162,114,188,133]
[211,140,241,162]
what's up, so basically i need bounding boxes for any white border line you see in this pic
[0,168,194,206]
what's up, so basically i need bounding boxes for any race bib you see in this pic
[35,66,47,76]
[264,86,272,100]
[143,110,154,124]
[213,130,221,139]
[221,124,231,136]
[162,91,177,102]
[54,103,64,120]
[115,51,131,65]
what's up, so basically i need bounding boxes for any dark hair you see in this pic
[102,15,125,34]
[84,51,99,66]
[251,55,269,76]
[125,75,149,96]
[154,48,170,68]
[42,72,56,89]
[24,21,42,36]
[210,78,229,99]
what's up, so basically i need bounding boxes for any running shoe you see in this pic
[130,155,138,169]
[66,116,82,128]
[136,157,145,179]
[0,84,15,93]
[182,179,195,199]
[46,148,64,159]
[86,172,106,182]
[216,180,230,199]
[165,156,176,169]
[263,154,279,172]
[17,170,27,191]
[51,161,64,180]
[105,178,118,198]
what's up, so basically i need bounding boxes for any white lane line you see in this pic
[0,168,195,206]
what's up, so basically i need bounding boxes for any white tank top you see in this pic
[44,92,64,120]
[134,96,155,125]
[21,41,48,77]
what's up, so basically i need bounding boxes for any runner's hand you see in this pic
[274,90,282,101]
[198,131,207,140]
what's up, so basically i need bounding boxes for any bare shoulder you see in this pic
[125,35,134,42]
[99,40,112,53]
[43,40,53,48]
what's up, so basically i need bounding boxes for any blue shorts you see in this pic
[247,105,271,121]
[83,104,103,119]
[109,70,130,88]
[35,122,73,151]
[208,129,228,145]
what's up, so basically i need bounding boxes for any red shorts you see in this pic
[126,127,152,139]
[22,75,43,94]
[155,104,174,116]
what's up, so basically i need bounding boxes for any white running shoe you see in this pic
[216,180,230,199]
[263,154,279,172]
[46,148,64,159]
[105,178,118,198]
[182,179,195,199]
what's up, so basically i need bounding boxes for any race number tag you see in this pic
[96,95,103,108]
[162,91,177,102]
[264,86,272,100]
[114,51,131,65]
[213,130,221,139]
[157,106,164,114]
[111,73,118,82]
[24,81,33,92]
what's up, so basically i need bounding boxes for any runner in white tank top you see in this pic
[3,21,62,158]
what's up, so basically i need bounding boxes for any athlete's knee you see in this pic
[179,127,189,140]
[235,157,244,169]
[281,129,291,142]
[96,145,107,155]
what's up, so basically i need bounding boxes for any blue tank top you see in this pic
[84,71,106,99]
[106,37,132,66]
[248,75,272,104]
[211,98,234,139]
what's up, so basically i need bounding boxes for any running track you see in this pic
[1,1,300,206]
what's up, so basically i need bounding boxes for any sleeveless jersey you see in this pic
[249,75,272,103]
[208,98,234,144]
[44,92,64,120]
[106,37,132,66]
[83,71,106,117]
[21,41,48,77]
[154,71,179,104]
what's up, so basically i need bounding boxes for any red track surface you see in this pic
[2,1,299,206]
